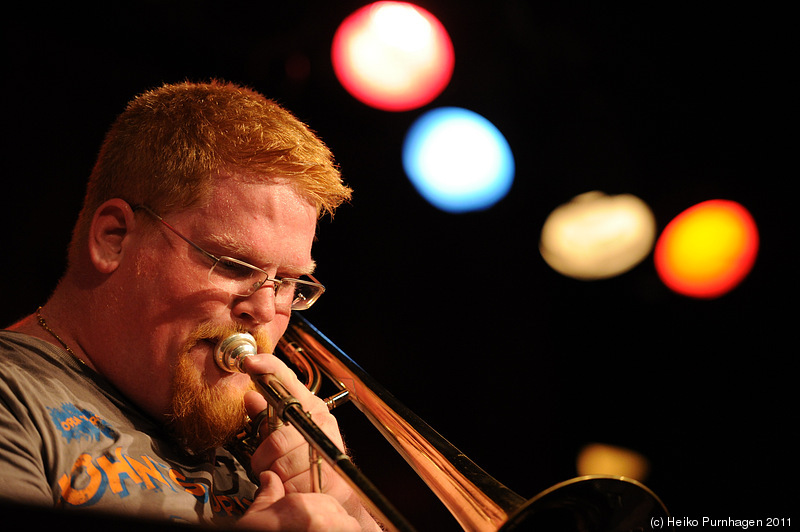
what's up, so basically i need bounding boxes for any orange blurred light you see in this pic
[577,443,650,481]
[654,200,759,298]
[331,2,454,111]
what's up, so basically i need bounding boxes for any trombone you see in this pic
[218,314,670,531]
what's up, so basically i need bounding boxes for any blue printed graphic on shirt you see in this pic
[47,402,116,442]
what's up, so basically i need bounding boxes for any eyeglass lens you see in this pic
[208,258,321,310]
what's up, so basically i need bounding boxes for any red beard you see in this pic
[167,321,272,453]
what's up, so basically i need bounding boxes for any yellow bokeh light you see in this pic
[655,200,758,298]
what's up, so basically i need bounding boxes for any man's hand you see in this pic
[236,471,360,531]
[240,353,381,531]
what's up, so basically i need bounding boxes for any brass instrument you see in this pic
[218,314,670,531]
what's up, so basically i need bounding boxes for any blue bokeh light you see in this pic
[402,107,515,213]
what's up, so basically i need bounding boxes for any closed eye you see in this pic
[215,257,262,280]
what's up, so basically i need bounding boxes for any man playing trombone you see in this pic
[0,80,379,531]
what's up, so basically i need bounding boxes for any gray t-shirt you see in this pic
[0,331,256,527]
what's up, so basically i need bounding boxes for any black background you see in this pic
[2,2,794,529]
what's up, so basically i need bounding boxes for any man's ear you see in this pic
[88,199,137,274]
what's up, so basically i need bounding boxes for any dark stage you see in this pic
[2,2,794,529]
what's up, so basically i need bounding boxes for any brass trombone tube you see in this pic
[279,314,527,532]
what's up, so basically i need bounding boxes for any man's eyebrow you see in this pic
[204,233,317,277]
[203,233,251,257]
[289,260,318,277]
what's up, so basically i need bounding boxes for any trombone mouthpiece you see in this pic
[215,333,258,373]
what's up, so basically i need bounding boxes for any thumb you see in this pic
[249,470,285,512]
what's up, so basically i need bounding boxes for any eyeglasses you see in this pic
[134,205,325,311]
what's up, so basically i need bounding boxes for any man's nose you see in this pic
[231,284,279,326]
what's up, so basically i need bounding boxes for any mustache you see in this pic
[185,321,274,355]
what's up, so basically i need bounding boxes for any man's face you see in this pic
[110,175,318,449]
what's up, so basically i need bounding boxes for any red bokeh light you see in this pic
[331,2,455,112]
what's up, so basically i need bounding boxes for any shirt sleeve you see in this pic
[0,377,55,506]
